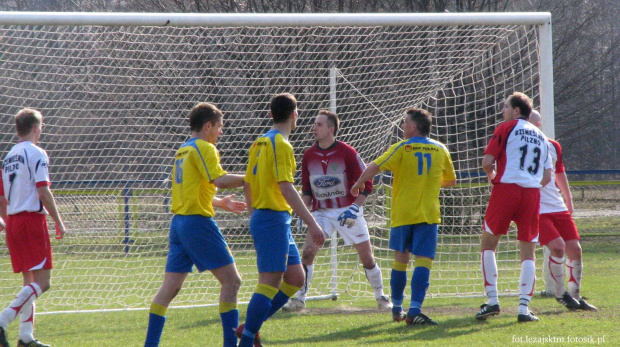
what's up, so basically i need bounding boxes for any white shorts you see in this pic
[312,206,370,246]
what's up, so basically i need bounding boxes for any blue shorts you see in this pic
[250,209,301,273]
[166,214,234,273]
[389,223,438,259]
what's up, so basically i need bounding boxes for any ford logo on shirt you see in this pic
[313,176,341,188]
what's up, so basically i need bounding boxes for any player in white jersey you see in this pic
[282,110,391,312]
[476,92,552,323]
[528,111,597,312]
[0,108,66,347]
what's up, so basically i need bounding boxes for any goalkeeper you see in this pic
[283,110,391,312]
[352,108,456,326]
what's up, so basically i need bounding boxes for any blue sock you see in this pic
[391,268,407,312]
[144,312,166,347]
[219,308,238,347]
[266,290,290,320]
[239,293,272,347]
[408,266,430,316]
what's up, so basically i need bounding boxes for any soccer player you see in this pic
[282,110,391,312]
[528,110,597,311]
[475,92,552,323]
[144,103,247,347]
[351,107,456,326]
[0,108,67,347]
[237,93,325,347]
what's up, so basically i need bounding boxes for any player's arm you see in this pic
[301,194,312,209]
[540,167,552,187]
[279,181,324,246]
[555,172,574,213]
[351,163,380,197]
[37,185,66,239]
[213,195,247,214]
[481,154,496,184]
[0,196,6,231]
[212,174,245,189]
[442,179,457,187]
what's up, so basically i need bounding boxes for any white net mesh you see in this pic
[0,22,542,313]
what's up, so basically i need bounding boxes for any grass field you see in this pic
[14,224,617,346]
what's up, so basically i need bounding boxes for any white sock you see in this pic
[0,283,42,328]
[548,255,566,298]
[481,250,499,305]
[297,264,314,302]
[364,264,385,299]
[566,259,582,300]
[518,259,536,315]
[19,301,35,343]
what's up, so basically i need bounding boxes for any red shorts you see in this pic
[483,183,540,242]
[538,211,580,246]
[6,212,53,273]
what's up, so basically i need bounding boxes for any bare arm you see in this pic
[37,185,65,239]
[554,172,574,213]
[0,196,7,230]
[213,194,247,214]
[301,194,312,209]
[243,182,253,215]
[279,181,324,246]
[351,163,380,197]
[212,174,245,189]
[540,168,552,188]
[481,154,496,184]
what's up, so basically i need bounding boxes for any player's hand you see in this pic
[337,204,359,228]
[308,224,325,246]
[220,194,247,214]
[350,182,363,197]
[55,222,66,240]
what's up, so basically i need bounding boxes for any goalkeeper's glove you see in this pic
[338,203,359,228]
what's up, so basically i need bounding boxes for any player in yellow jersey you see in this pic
[237,93,325,347]
[145,103,246,347]
[352,108,456,326]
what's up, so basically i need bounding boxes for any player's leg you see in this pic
[211,263,242,347]
[145,272,188,347]
[564,238,597,310]
[388,225,413,322]
[239,272,282,347]
[354,241,390,308]
[267,239,305,318]
[16,270,50,346]
[516,241,539,322]
[476,230,502,320]
[288,234,321,307]
[404,223,438,326]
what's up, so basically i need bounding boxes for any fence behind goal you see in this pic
[0,12,554,313]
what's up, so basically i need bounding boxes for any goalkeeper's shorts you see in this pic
[312,206,369,245]
[166,214,234,273]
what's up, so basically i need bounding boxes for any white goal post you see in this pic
[0,12,554,313]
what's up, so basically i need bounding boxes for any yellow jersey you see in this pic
[245,129,296,214]
[373,136,456,227]
[171,138,227,217]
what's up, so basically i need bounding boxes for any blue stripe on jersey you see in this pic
[264,129,282,178]
[180,138,212,181]
[23,148,32,180]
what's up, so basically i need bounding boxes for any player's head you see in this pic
[403,107,432,138]
[528,110,542,128]
[188,102,224,144]
[15,108,43,139]
[270,93,298,127]
[503,92,533,121]
[314,110,339,142]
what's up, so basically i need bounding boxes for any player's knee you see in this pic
[37,280,51,293]
[222,275,242,295]
[301,245,318,263]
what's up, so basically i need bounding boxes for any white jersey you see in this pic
[539,139,569,214]
[1,141,51,215]
[484,119,553,188]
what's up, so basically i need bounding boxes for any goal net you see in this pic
[0,12,553,313]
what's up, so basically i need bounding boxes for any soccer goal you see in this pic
[0,12,554,313]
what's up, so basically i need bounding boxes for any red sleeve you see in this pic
[344,143,373,195]
[301,148,312,196]
[550,139,565,173]
[484,120,517,158]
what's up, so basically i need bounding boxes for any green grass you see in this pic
[14,230,616,346]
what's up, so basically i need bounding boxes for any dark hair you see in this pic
[318,110,340,136]
[188,102,223,132]
[15,108,42,137]
[405,107,432,136]
[508,92,533,119]
[270,93,297,124]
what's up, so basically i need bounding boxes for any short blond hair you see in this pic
[15,108,42,137]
